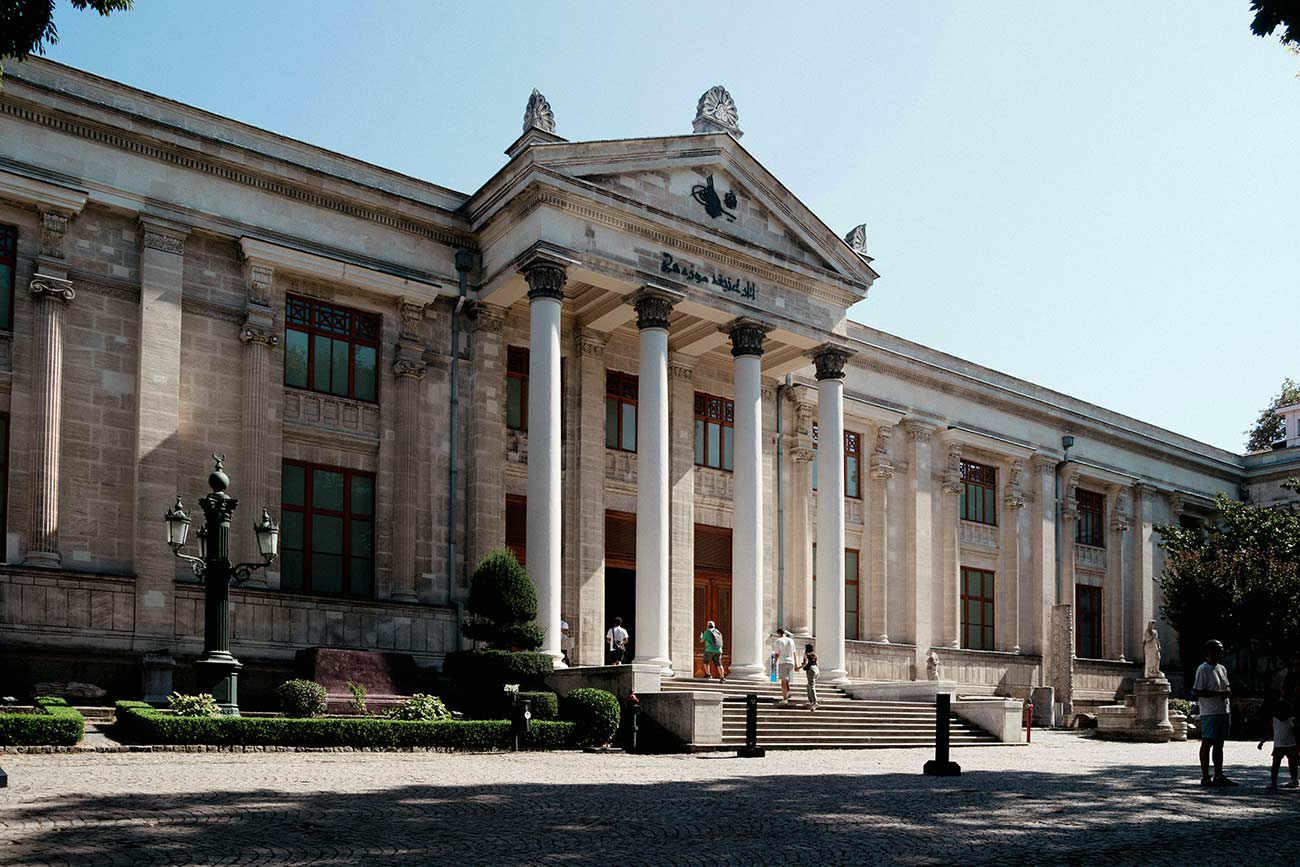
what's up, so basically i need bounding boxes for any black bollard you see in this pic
[627,694,641,752]
[512,697,532,752]
[923,693,961,776]
[737,693,766,758]
[0,766,6,788]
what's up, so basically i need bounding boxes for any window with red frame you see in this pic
[506,346,528,431]
[284,295,380,402]
[606,370,638,452]
[810,424,862,497]
[1076,489,1105,548]
[694,392,734,471]
[0,225,15,331]
[1076,584,1103,658]
[0,414,8,558]
[960,460,998,526]
[961,567,995,651]
[280,461,374,598]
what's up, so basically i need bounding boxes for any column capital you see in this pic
[398,298,429,343]
[1004,490,1026,509]
[1168,492,1184,519]
[941,441,963,493]
[392,358,428,380]
[811,342,855,380]
[578,328,608,359]
[631,286,684,330]
[668,351,694,380]
[790,444,815,464]
[242,259,274,307]
[239,324,279,347]
[138,218,189,256]
[30,275,75,303]
[38,209,70,260]
[873,423,894,458]
[870,462,895,481]
[1030,454,1058,475]
[473,302,507,334]
[726,318,768,357]
[901,419,937,442]
[1133,481,1157,500]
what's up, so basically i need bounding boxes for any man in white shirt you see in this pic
[606,617,629,665]
[773,628,798,704]
[1193,639,1237,787]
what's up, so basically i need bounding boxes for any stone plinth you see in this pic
[141,652,177,705]
[1094,677,1173,742]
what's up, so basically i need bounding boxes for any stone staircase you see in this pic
[660,677,1003,750]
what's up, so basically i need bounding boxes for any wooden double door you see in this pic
[693,524,733,677]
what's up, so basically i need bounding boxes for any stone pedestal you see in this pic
[140,652,177,705]
[1132,677,1173,738]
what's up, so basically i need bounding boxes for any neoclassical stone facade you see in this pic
[0,60,1295,706]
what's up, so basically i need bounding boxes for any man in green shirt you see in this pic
[700,620,726,681]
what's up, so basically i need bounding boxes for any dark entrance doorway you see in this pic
[694,523,733,677]
[605,511,636,663]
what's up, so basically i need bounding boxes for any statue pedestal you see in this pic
[1096,677,1172,742]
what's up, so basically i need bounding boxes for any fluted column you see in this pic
[24,274,75,565]
[391,302,428,602]
[813,344,853,682]
[1001,462,1026,653]
[1106,485,1130,661]
[729,320,767,680]
[867,424,894,643]
[632,288,680,674]
[902,420,936,678]
[668,352,697,675]
[785,398,816,637]
[238,261,279,574]
[523,259,566,665]
[940,442,963,648]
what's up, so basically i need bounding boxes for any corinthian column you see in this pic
[238,261,279,573]
[813,343,854,683]
[24,273,75,565]
[867,425,894,643]
[729,319,767,680]
[522,258,567,665]
[940,441,963,648]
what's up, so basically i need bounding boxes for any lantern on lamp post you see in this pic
[164,454,279,716]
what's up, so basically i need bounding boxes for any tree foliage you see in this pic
[0,0,133,85]
[461,548,544,651]
[1157,486,1300,676]
[1245,377,1300,452]
[1250,0,1300,46]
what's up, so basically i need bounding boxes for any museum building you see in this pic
[1,58,1296,707]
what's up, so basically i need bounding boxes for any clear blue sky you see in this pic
[43,1,1300,453]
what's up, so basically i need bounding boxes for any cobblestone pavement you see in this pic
[2,734,1298,866]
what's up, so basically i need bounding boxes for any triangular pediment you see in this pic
[483,135,877,291]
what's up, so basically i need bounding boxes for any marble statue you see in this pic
[926,650,942,681]
[1143,620,1163,679]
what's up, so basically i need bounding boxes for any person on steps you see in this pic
[801,643,819,711]
[700,620,726,681]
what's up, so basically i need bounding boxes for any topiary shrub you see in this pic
[168,693,220,718]
[442,649,554,684]
[277,679,327,718]
[517,690,559,721]
[461,549,544,651]
[386,694,450,721]
[562,688,620,747]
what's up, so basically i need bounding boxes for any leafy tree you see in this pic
[1157,485,1300,691]
[1245,378,1300,452]
[1250,0,1300,46]
[461,548,544,651]
[0,0,133,85]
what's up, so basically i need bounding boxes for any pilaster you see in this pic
[902,419,936,677]
[940,440,963,649]
[390,299,429,602]
[23,271,74,565]
[1130,484,1157,662]
[1061,471,1080,615]
[1001,460,1026,653]
[1106,485,1131,661]
[867,424,893,643]
[668,351,696,676]
[574,328,608,665]
[237,260,280,576]
[784,396,816,637]
[466,303,507,579]
[1029,455,1057,663]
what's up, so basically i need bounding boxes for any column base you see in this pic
[727,663,769,682]
[547,650,569,670]
[825,667,849,684]
[22,550,60,567]
[631,656,672,678]
[875,635,889,643]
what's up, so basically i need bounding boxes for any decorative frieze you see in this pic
[578,329,607,359]
[140,229,185,256]
[283,389,381,440]
[668,353,694,381]
[474,302,506,335]
[247,263,274,306]
[960,520,998,549]
[1031,454,1057,476]
[398,300,427,343]
[39,210,69,259]
[695,466,735,502]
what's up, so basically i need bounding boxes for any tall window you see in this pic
[506,346,528,431]
[505,494,526,565]
[605,371,638,451]
[1076,489,1105,547]
[284,296,380,402]
[694,392,734,470]
[960,460,997,525]
[1076,585,1103,658]
[845,549,860,641]
[0,414,8,559]
[280,461,374,597]
[810,424,862,496]
[961,567,995,651]
[0,225,15,331]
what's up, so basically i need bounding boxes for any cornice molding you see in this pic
[0,168,87,215]
[240,237,443,302]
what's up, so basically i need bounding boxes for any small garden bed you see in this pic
[0,697,85,746]
[115,701,575,751]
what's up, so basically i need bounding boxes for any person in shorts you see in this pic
[1194,639,1237,787]
[606,617,628,665]
[773,628,797,705]
[700,620,726,681]
[1258,699,1299,792]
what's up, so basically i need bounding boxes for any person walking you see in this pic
[700,620,726,681]
[1194,639,1238,787]
[801,643,819,711]
[773,628,797,705]
[1258,698,1299,792]
[606,617,629,665]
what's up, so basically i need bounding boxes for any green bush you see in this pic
[461,549,544,650]
[114,701,574,750]
[517,691,559,721]
[0,697,85,746]
[346,680,368,715]
[168,693,220,718]
[442,649,553,686]
[562,688,620,747]
[1169,698,1195,718]
[277,680,328,718]
[386,694,450,721]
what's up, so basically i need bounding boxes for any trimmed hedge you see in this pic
[442,649,553,685]
[0,696,85,746]
[517,691,559,721]
[114,701,574,750]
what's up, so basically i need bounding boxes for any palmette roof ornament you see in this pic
[844,224,868,256]
[523,88,556,134]
[692,85,742,138]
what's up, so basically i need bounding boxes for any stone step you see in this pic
[705,740,1008,751]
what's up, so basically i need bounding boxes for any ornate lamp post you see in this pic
[164,454,279,716]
